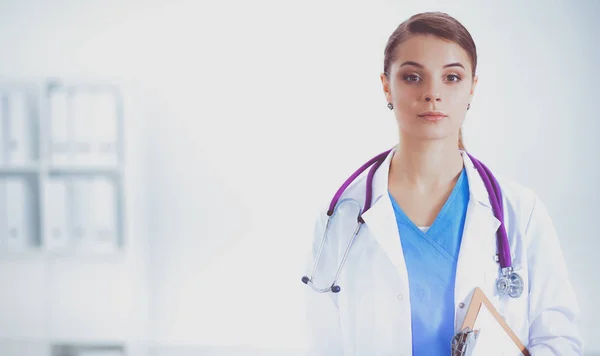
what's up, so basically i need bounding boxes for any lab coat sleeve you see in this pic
[303,209,344,356]
[526,195,584,355]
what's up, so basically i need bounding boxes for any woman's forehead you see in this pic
[392,34,471,70]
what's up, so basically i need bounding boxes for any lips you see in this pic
[418,111,447,117]
[418,111,447,122]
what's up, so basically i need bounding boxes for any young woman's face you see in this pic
[381,34,478,144]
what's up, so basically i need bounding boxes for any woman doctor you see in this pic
[303,12,583,356]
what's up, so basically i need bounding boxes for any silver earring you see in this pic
[387,103,393,110]
[467,103,471,110]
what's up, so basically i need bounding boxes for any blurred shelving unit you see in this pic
[0,78,126,257]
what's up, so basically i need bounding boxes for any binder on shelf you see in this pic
[68,176,93,246]
[0,93,5,165]
[92,91,119,166]
[90,176,118,250]
[43,178,69,251]
[452,287,530,356]
[5,91,34,164]
[49,88,71,165]
[72,91,94,166]
[3,176,34,250]
[0,179,6,249]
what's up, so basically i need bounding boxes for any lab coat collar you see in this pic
[362,146,495,215]
[358,147,405,279]
[359,146,501,290]
[460,150,494,210]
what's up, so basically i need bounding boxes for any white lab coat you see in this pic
[303,148,583,355]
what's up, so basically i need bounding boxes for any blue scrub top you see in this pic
[388,167,470,355]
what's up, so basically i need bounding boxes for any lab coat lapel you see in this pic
[360,147,409,282]
[358,149,502,309]
[454,152,502,327]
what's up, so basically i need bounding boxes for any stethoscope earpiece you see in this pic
[302,275,341,293]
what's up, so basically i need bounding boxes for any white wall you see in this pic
[0,0,598,355]
[0,0,153,353]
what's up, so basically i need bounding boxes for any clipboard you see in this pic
[452,287,530,356]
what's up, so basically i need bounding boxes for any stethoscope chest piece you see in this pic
[496,271,524,298]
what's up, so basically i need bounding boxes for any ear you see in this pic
[469,74,479,103]
[380,72,392,104]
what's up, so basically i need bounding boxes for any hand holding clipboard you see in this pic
[451,287,530,356]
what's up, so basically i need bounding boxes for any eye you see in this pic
[403,74,421,83]
[446,74,461,82]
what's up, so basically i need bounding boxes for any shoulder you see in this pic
[495,174,539,229]
[495,174,558,251]
[496,175,537,206]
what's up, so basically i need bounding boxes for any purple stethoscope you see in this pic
[302,148,524,298]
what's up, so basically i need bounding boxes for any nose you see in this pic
[423,83,442,103]
[425,93,441,103]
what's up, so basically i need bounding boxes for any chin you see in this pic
[399,118,461,141]
[408,127,457,142]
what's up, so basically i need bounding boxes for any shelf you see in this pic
[0,79,126,257]
[0,163,124,176]
[47,164,123,176]
[0,246,127,262]
[0,163,40,174]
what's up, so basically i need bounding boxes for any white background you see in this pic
[0,0,598,355]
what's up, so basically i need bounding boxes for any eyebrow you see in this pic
[399,61,465,70]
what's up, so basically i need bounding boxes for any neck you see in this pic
[389,135,464,192]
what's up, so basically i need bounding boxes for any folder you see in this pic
[89,176,117,250]
[0,179,6,249]
[91,92,118,166]
[5,91,33,164]
[68,177,92,246]
[452,287,530,356]
[4,176,33,250]
[0,93,6,164]
[72,91,94,165]
[49,89,71,165]
[44,178,69,251]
